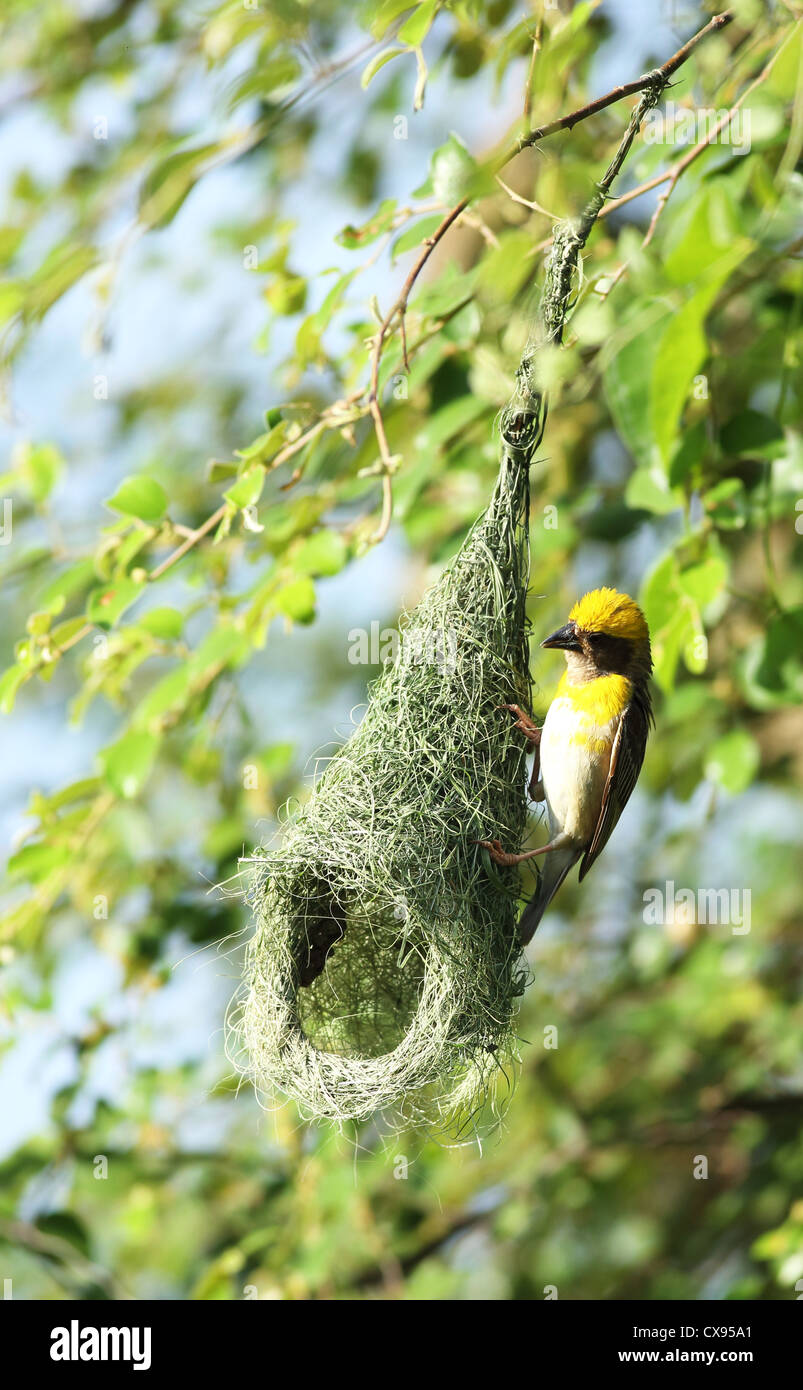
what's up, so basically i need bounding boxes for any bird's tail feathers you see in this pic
[518,846,581,946]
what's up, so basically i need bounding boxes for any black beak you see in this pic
[541,622,582,652]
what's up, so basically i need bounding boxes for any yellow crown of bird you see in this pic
[568,587,649,643]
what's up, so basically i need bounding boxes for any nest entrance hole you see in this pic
[295,891,426,1059]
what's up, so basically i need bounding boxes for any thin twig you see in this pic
[643,26,795,247]
[148,503,228,581]
[523,19,543,126]
[598,168,674,222]
[495,174,559,220]
[593,21,799,301]
[0,1217,129,1300]
[496,78,671,463]
[508,11,733,160]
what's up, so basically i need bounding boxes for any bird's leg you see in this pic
[477,705,549,862]
[474,833,573,868]
[498,703,540,745]
[498,704,544,802]
[528,760,545,803]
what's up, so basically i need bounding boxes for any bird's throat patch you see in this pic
[556,671,632,725]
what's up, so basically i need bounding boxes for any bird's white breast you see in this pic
[540,696,617,845]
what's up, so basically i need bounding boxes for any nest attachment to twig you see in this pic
[228,454,535,1127]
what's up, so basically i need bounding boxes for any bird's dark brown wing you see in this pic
[578,698,649,882]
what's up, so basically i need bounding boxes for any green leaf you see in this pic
[275,576,316,623]
[624,466,683,516]
[207,459,239,483]
[649,293,712,466]
[705,730,760,794]
[430,134,477,204]
[138,607,184,639]
[99,730,161,799]
[391,213,443,262]
[265,272,307,315]
[475,228,540,304]
[37,559,95,610]
[415,394,485,450]
[257,742,296,780]
[0,664,30,714]
[187,626,251,678]
[50,617,89,648]
[0,224,24,266]
[16,442,65,502]
[139,143,219,230]
[224,464,265,510]
[642,555,695,690]
[113,526,151,574]
[26,243,96,320]
[35,1212,90,1258]
[606,247,748,470]
[604,303,666,470]
[414,261,478,317]
[234,422,287,464]
[370,0,418,39]
[676,552,728,609]
[663,183,749,287]
[398,0,439,47]
[291,530,347,577]
[0,281,23,323]
[86,578,145,628]
[26,610,54,637]
[226,54,301,112]
[134,667,192,727]
[336,198,397,250]
[720,410,785,459]
[29,778,101,816]
[296,270,357,368]
[360,47,404,88]
[740,609,803,710]
[703,478,748,529]
[260,495,326,547]
[105,475,168,523]
[668,420,707,487]
[641,544,728,691]
[441,299,481,346]
[6,841,71,883]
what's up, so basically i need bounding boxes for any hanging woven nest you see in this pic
[229,78,667,1127]
[229,445,537,1126]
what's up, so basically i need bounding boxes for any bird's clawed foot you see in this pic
[498,703,543,801]
[497,703,541,746]
[474,833,573,866]
[473,838,521,867]
[473,837,543,867]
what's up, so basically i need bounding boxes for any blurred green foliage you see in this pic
[0,0,802,1300]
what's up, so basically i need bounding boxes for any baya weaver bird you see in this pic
[477,587,653,945]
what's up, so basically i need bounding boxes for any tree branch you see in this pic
[23,8,742,663]
[591,21,799,302]
[366,10,735,539]
[507,10,733,161]
[642,24,796,247]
